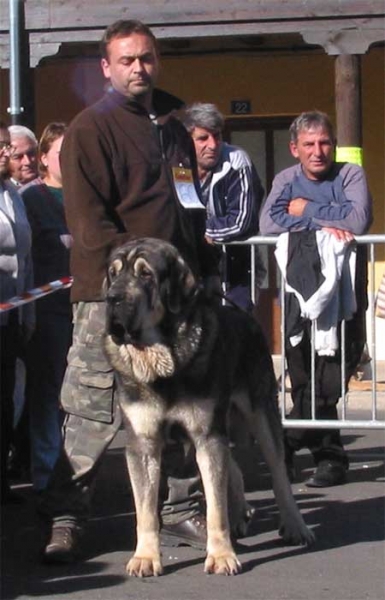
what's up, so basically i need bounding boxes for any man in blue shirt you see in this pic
[260,110,372,487]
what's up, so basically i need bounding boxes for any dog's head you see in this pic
[105,238,198,347]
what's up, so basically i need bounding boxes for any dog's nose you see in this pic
[106,289,125,304]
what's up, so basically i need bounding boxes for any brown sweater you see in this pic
[61,88,216,302]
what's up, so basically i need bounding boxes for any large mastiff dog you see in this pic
[103,238,314,577]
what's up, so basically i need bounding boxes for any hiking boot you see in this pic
[43,526,82,564]
[160,513,207,551]
[306,460,347,488]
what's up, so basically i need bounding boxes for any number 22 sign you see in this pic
[230,100,251,115]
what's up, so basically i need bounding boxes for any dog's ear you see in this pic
[102,267,114,298]
[102,276,109,298]
[165,255,198,314]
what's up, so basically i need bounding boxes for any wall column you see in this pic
[335,54,363,165]
[301,28,383,165]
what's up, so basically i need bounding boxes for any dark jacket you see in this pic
[61,88,217,302]
[205,143,263,243]
[21,178,71,315]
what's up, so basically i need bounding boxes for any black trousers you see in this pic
[0,312,20,495]
[284,307,366,466]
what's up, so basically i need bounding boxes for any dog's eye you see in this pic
[139,267,153,281]
[108,258,124,281]
[134,258,154,282]
[108,265,118,280]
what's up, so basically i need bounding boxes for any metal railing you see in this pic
[223,234,385,430]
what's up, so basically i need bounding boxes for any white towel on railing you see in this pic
[275,230,357,356]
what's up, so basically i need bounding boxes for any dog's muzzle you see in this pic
[105,287,140,346]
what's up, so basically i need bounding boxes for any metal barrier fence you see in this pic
[223,234,385,430]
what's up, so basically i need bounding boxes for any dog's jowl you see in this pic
[103,237,315,577]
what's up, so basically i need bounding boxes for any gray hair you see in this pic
[183,103,224,133]
[289,111,335,143]
[8,125,38,145]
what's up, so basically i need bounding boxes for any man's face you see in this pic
[0,128,11,179]
[101,33,159,104]
[190,127,222,176]
[9,135,38,184]
[290,126,335,180]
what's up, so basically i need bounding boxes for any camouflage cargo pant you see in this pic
[39,302,202,529]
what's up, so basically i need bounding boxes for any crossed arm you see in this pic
[287,198,355,242]
[259,163,372,237]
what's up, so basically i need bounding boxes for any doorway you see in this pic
[224,116,297,353]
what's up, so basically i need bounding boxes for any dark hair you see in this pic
[289,111,335,143]
[100,19,159,60]
[183,103,224,134]
[38,122,67,176]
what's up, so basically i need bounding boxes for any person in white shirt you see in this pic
[0,121,34,503]
[8,125,38,186]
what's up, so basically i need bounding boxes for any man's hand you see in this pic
[205,234,215,245]
[287,198,308,216]
[322,227,355,242]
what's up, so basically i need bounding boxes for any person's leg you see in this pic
[0,314,20,503]
[306,307,366,486]
[8,368,30,482]
[306,356,349,469]
[27,312,73,491]
[225,246,254,313]
[40,408,122,525]
[39,302,119,562]
[284,329,312,455]
[284,326,348,485]
[158,431,206,549]
[226,284,254,313]
[40,407,123,562]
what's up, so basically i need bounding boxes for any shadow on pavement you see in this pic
[1,433,384,598]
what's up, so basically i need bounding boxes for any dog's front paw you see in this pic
[126,554,163,577]
[279,520,315,546]
[204,552,242,575]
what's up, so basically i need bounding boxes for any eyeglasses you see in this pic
[11,150,37,160]
[0,141,12,151]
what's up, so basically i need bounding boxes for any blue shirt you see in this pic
[259,162,372,235]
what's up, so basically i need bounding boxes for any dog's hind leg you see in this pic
[194,437,242,575]
[247,402,315,546]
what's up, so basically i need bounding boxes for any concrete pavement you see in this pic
[1,413,384,600]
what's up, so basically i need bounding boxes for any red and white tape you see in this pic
[0,276,73,313]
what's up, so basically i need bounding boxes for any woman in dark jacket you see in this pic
[21,122,73,492]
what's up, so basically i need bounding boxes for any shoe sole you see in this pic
[160,532,206,551]
[42,551,79,565]
[305,476,346,488]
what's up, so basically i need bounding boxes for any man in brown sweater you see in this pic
[40,19,218,564]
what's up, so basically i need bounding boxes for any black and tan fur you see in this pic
[103,237,314,577]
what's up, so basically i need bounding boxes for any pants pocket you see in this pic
[61,345,115,423]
